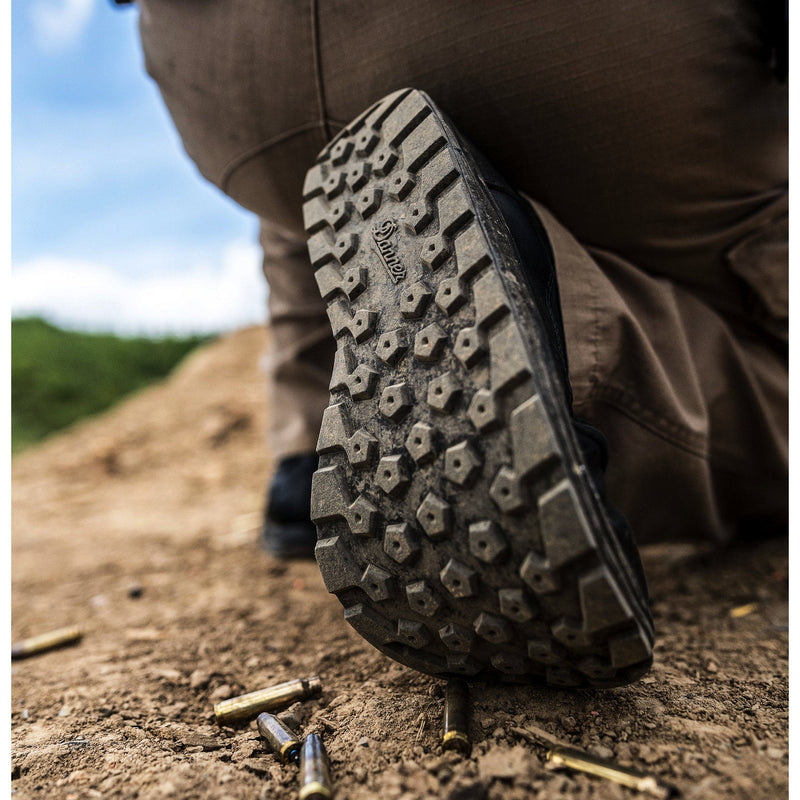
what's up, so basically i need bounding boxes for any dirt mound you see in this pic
[12,327,788,799]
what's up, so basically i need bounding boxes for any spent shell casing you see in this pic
[546,747,675,799]
[299,733,332,800]
[214,677,322,725]
[11,626,82,660]
[257,712,301,765]
[441,678,471,754]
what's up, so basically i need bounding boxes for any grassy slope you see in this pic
[11,317,211,453]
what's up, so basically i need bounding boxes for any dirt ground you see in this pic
[11,327,789,800]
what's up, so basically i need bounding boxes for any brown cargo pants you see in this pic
[137,0,787,545]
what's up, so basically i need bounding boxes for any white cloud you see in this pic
[11,240,269,336]
[31,0,95,52]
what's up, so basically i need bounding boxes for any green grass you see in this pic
[12,317,212,454]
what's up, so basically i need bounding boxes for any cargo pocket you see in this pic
[726,213,788,343]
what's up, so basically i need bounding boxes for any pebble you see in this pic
[328,693,350,709]
[589,744,615,760]
[706,661,719,673]
[189,670,211,689]
[127,583,143,599]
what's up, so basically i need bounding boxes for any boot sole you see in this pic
[303,88,654,687]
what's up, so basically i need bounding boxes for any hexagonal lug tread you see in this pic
[444,440,482,487]
[414,323,448,362]
[375,454,412,497]
[383,522,421,565]
[405,580,442,617]
[322,170,347,199]
[435,277,468,314]
[577,657,617,682]
[350,309,378,342]
[327,199,352,231]
[355,187,382,219]
[361,563,395,602]
[473,612,512,644]
[545,665,584,687]
[376,329,408,365]
[527,639,566,666]
[551,617,592,649]
[420,235,450,271]
[387,171,415,200]
[346,364,379,400]
[399,281,432,318]
[354,129,379,157]
[467,388,501,431]
[405,422,438,465]
[396,619,430,649]
[346,160,371,191]
[468,521,508,563]
[438,623,474,652]
[520,551,561,593]
[371,146,398,176]
[333,233,359,264]
[491,652,527,675]
[427,371,461,413]
[379,382,413,422]
[416,493,453,540]
[440,559,479,599]
[489,466,527,513]
[498,588,535,622]
[329,138,353,166]
[446,654,482,676]
[403,201,434,234]
[345,429,377,469]
[342,265,368,299]
[345,495,380,537]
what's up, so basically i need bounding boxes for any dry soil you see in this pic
[11,327,789,800]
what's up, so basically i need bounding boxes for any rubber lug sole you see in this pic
[303,88,654,687]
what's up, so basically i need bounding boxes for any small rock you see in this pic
[127,583,144,599]
[189,670,211,690]
[588,744,615,760]
[766,748,786,760]
[328,694,350,709]
[211,685,233,702]
[705,661,718,673]
[357,737,372,747]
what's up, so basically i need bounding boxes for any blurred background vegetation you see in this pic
[11,317,211,454]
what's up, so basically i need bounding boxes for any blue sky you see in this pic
[11,0,266,334]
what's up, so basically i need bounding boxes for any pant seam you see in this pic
[590,384,709,457]
[310,0,331,145]
[219,120,348,192]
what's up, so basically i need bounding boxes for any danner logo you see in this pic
[372,219,406,283]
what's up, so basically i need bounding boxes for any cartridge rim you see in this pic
[442,730,471,752]
[299,780,333,800]
[279,740,301,765]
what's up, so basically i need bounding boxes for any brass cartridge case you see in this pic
[11,626,82,660]
[257,712,301,765]
[547,747,675,798]
[441,678,471,754]
[299,733,332,800]
[214,677,322,725]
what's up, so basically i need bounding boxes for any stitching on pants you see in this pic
[592,384,711,459]
[310,0,331,144]
[219,121,345,192]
